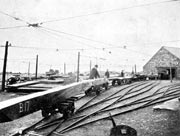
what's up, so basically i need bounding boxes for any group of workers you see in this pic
[89,64,125,79]
[89,64,110,79]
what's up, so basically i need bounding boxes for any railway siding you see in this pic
[5,80,180,136]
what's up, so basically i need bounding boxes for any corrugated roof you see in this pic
[163,46,180,59]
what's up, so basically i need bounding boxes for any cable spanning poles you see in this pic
[41,26,126,50]
[0,0,179,56]
[0,10,42,29]
[0,0,178,30]
[0,25,28,30]
[39,0,178,24]
[38,27,98,50]
[0,10,30,24]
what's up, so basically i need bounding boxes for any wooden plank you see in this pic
[109,76,132,80]
[40,79,64,84]
[28,84,62,89]
[17,87,50,91]
[7,80,40,88]
[0,78,108,122]
[6,79,64,91]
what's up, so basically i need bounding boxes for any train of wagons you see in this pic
[0,74,151,123]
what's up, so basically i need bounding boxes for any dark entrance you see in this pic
[157,67,176,80]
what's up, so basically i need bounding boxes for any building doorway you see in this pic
[157,67,176,80]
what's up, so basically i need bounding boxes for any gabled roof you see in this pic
[163,46,180,59]
[143,46,180,68]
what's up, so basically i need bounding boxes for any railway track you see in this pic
[12,81,147,135]
[75,81,149,113]
[12,81,180,136]
[55,82,180,134]
[54,81,160,134]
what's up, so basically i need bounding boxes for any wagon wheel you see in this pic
[85,88,92,96]
[63,108,74,119]
[117,80,121,85]
[41,109,50,118]
[96,87,101,95]
[103,83,108,90]
[112,80,116,86]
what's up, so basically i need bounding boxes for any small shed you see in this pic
[143,46,180,80]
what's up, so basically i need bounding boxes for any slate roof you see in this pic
[163,46,180,59]
[143,46,180,68]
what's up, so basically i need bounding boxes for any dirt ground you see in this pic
[1,104,180,136]
[64,105,180,136]
[0,80,180,136]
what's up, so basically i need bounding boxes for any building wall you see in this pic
[143,47,180,79]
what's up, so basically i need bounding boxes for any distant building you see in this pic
[143,46,180,80]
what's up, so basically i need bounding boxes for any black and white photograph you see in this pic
[0,0,180,136]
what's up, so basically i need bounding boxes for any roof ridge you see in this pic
[163,46,180,59]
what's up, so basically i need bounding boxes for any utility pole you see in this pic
[132,67,134,75]
[170,62,172,83]
[90,60,92,73]
[1,41,9,92]
[135,64,137,74]
[77,52,80,82]
[64,63,66,75]
[35,55,38,80]
[28,62,30,77]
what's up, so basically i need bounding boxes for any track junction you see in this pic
[11,80,180,136]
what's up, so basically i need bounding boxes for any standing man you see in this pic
[121,70,124,77]
[89,65,100,79]
[105,69,110,78]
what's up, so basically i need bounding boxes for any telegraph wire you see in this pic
[0,44,84,51]
[0,43,88,51]
[0,10,30,24]
[40,26,152,56]
[0,58,35,61]
[41,26,114,48]
[7,58,35,60]
[0,25,28,30]
[38,26,180,56]
[40,0,178,24]
[38,27,98,50]
[140,39,180,46]
[0,38,180,57]
[40,26,125,55]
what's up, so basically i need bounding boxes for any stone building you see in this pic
[143,46,180,80]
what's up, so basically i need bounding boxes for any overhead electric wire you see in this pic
[39,0,178,24]
[0,43,85,51]
[0,58,35,61]
[41,26,115,48]
[0,25,28,30]
[34,27,114,56]
[40,26,153,56]
[0,10,30,24]
[8,58,35,60]
[140,39,180,46]
[38,27,98,50]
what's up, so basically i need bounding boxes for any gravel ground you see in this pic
[0,80,180,136]
[64,105,180,136]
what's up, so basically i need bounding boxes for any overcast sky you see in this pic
[0,0,180,74]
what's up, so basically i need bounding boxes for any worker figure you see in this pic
[105,69,110,78]
[89,65,100,79]
[121,70,124,77]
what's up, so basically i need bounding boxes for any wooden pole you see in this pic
[77,52,80,82]
[1,41,9,92]
[90,60,92,73]
[64,63,66,74]
[170,62,172,83]
[28,62,30,76]
[135,64,137,74]
[35,55,38,80]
